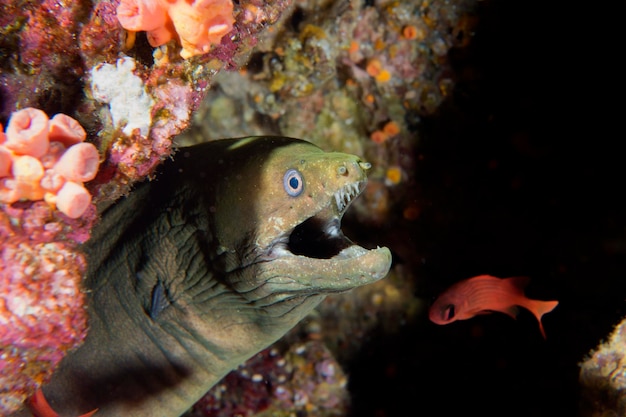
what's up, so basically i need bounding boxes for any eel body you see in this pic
[14,137,392,417]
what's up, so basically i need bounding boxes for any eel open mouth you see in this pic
[285,180,368,259]
[262,178,391,294]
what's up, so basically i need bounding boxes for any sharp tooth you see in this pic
[334,183,363,212]
[325,222,340,236]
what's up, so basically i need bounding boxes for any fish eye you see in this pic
[283,169,304,197]
[444,304,456,320]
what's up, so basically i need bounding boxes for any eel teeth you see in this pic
[333,181,363,213]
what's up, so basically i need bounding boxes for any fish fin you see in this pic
[27,388,58,417]
[472,307,519,318]
[504,276,530,292]
[27,388,98,417]
[149,281,170,319]
[528,299,559,338]
[474,310,493,316]
[502,305,520,319]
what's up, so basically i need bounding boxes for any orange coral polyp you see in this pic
[116,0,168,32]
[0,109,99,219]
[11,155,44,182]
[383,120,400,137]
[5,108,50,158]
[48,114,87,146]
[54,143,100,183]
[55,181,92,219]
[0,147,11,177]
[116,0,235,58]
[169,0,234,58]
[147,25,175,47]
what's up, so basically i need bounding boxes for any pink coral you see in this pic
[116,0,235,59]
[48,113,88,146]
[54,181,92,220]
[116,0,169,32]
[0,108,100,219]
[4,107,50,158]
[54,143,100,183]
[0,238,88,415]
[0,147,11,177]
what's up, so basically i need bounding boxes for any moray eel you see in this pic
[16,137,391,417]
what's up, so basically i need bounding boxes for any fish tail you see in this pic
[528,299,559,338]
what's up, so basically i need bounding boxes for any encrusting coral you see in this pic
[0,110,98,414]
[116,0,235,59]
[2,0,288,200]
[0,108,100,219]
[0,238,89,415]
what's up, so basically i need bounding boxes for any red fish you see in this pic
[429,275,558,338]
[26,388,98,417]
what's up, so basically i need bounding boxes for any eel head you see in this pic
[210,138,392,319]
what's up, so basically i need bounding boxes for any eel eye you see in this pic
[283,169,304,197]
[444,304,456,320]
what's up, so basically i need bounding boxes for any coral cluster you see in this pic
[0,198,94,414]
[0,205,94,416]
[1,108,99,219]
[580,318,626,416]
[0,107,98,414]
[116,0,235,59]
[2,0,291,201]
[0,240,89,414]
[192,341,350,417]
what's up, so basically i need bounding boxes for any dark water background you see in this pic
[346,0,624,416]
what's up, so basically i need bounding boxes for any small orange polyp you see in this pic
[116,0,235,59]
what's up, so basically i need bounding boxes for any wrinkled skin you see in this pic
[13,137,391,417]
